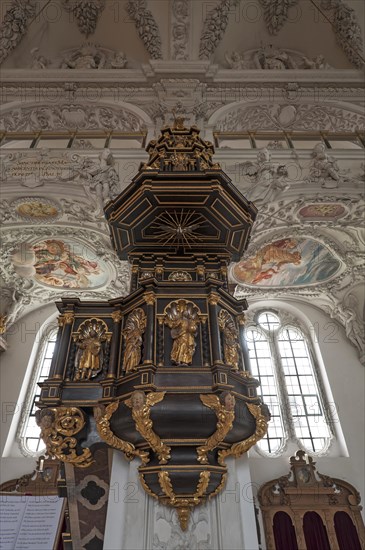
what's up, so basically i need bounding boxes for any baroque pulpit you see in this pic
[36,120,269,531]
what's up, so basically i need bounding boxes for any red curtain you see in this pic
[303,512,331,550]
[334,511,362,550]
[273,511,298,550]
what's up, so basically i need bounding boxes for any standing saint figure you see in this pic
[74,320,110,381]
[165,300,200,365]
[122,308,147,372]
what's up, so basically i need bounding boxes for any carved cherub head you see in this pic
[220,391,236,412]
[36,408,55,430]
[131,390,146,411]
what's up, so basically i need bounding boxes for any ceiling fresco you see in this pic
[231,238,342,288]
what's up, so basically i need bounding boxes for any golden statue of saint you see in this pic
[122,308,147,373]
[219,310,240,370]
[165,300,200,365]
[75,329,102,380]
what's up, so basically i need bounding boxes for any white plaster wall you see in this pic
[0,302,59,484]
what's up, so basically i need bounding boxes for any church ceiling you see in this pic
[0,0,364,363]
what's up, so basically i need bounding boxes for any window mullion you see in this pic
[271,329,296,441]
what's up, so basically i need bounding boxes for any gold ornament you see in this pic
[125,391,171,464]
[218,309,240,370]
[73,319,111,381]
[58,312,74,327]
[197,393,235,464]
[208,293,220,306]
[36,407,93,468]
[111,310,123,323]
[158,470,211,531]
[0,315,7,335]
[144,292,156,306]
[218,403,269,465]
[168,271,192,282]
[94,403,148,464]
[122,308,147,372]
[164,300,200,365]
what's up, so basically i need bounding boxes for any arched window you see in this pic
[245,310,333,456]
[16,325,58,456]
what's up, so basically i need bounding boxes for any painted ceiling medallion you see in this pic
[298,203,346,220]
[231,238,341,287]
[11,197,60,222]
[12,239,108,289]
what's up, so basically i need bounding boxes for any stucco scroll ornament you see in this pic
[62,1,106,38]
[218,310,240,370]
[35,407,94,468]
[240,148,290,203]
[171,0,190,61]
[199,0,239,60]
[0,0,36,64]
[158,470,211,531]
[321,0,364,68]
[324,299,365,364]
[122,308,147,372]
[93,402,149,463]
[218,403,270,465]
[126,0,162,60]
[125,391,171,464]
[197,393,236,464]
[258,0,299,35]
[0,287,31,334]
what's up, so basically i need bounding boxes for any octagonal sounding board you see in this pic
[105,122,257,262]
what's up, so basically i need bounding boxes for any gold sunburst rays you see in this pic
[149,209,209,248]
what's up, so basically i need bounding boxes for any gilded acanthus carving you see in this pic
[122,308,147,372]
[94,402,148,463]
[199,0,239,60]
[164,300,200,365]
[0,0,36,65]
[158,470,211,531]
[36,407,94,468]
[218,403,269,465]
[218,310,240,370]
[0,105,145,132]
[62,1,105,38]
[321,0,364,68]
[168,271,192,282]
[73,318,111,381]
[258,0,299,35]
[125,391,171,464]
[197,393,236,463]
[126,0,162,60]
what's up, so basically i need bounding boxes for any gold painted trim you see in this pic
[94,402,148,464]
[197,395,235,464]
[218,403,268,465]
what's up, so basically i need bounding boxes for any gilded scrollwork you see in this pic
[197,393,235,464]
[168,271,192,282]
[73,318,111,381]
[164,300,200,365]
[218,309,240,370]
[218,403,269,465]
[125,391,171,464]
[122,308,147,372]
[93,402,148,464]
[36,407,93,468]
[158,470,211,531]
